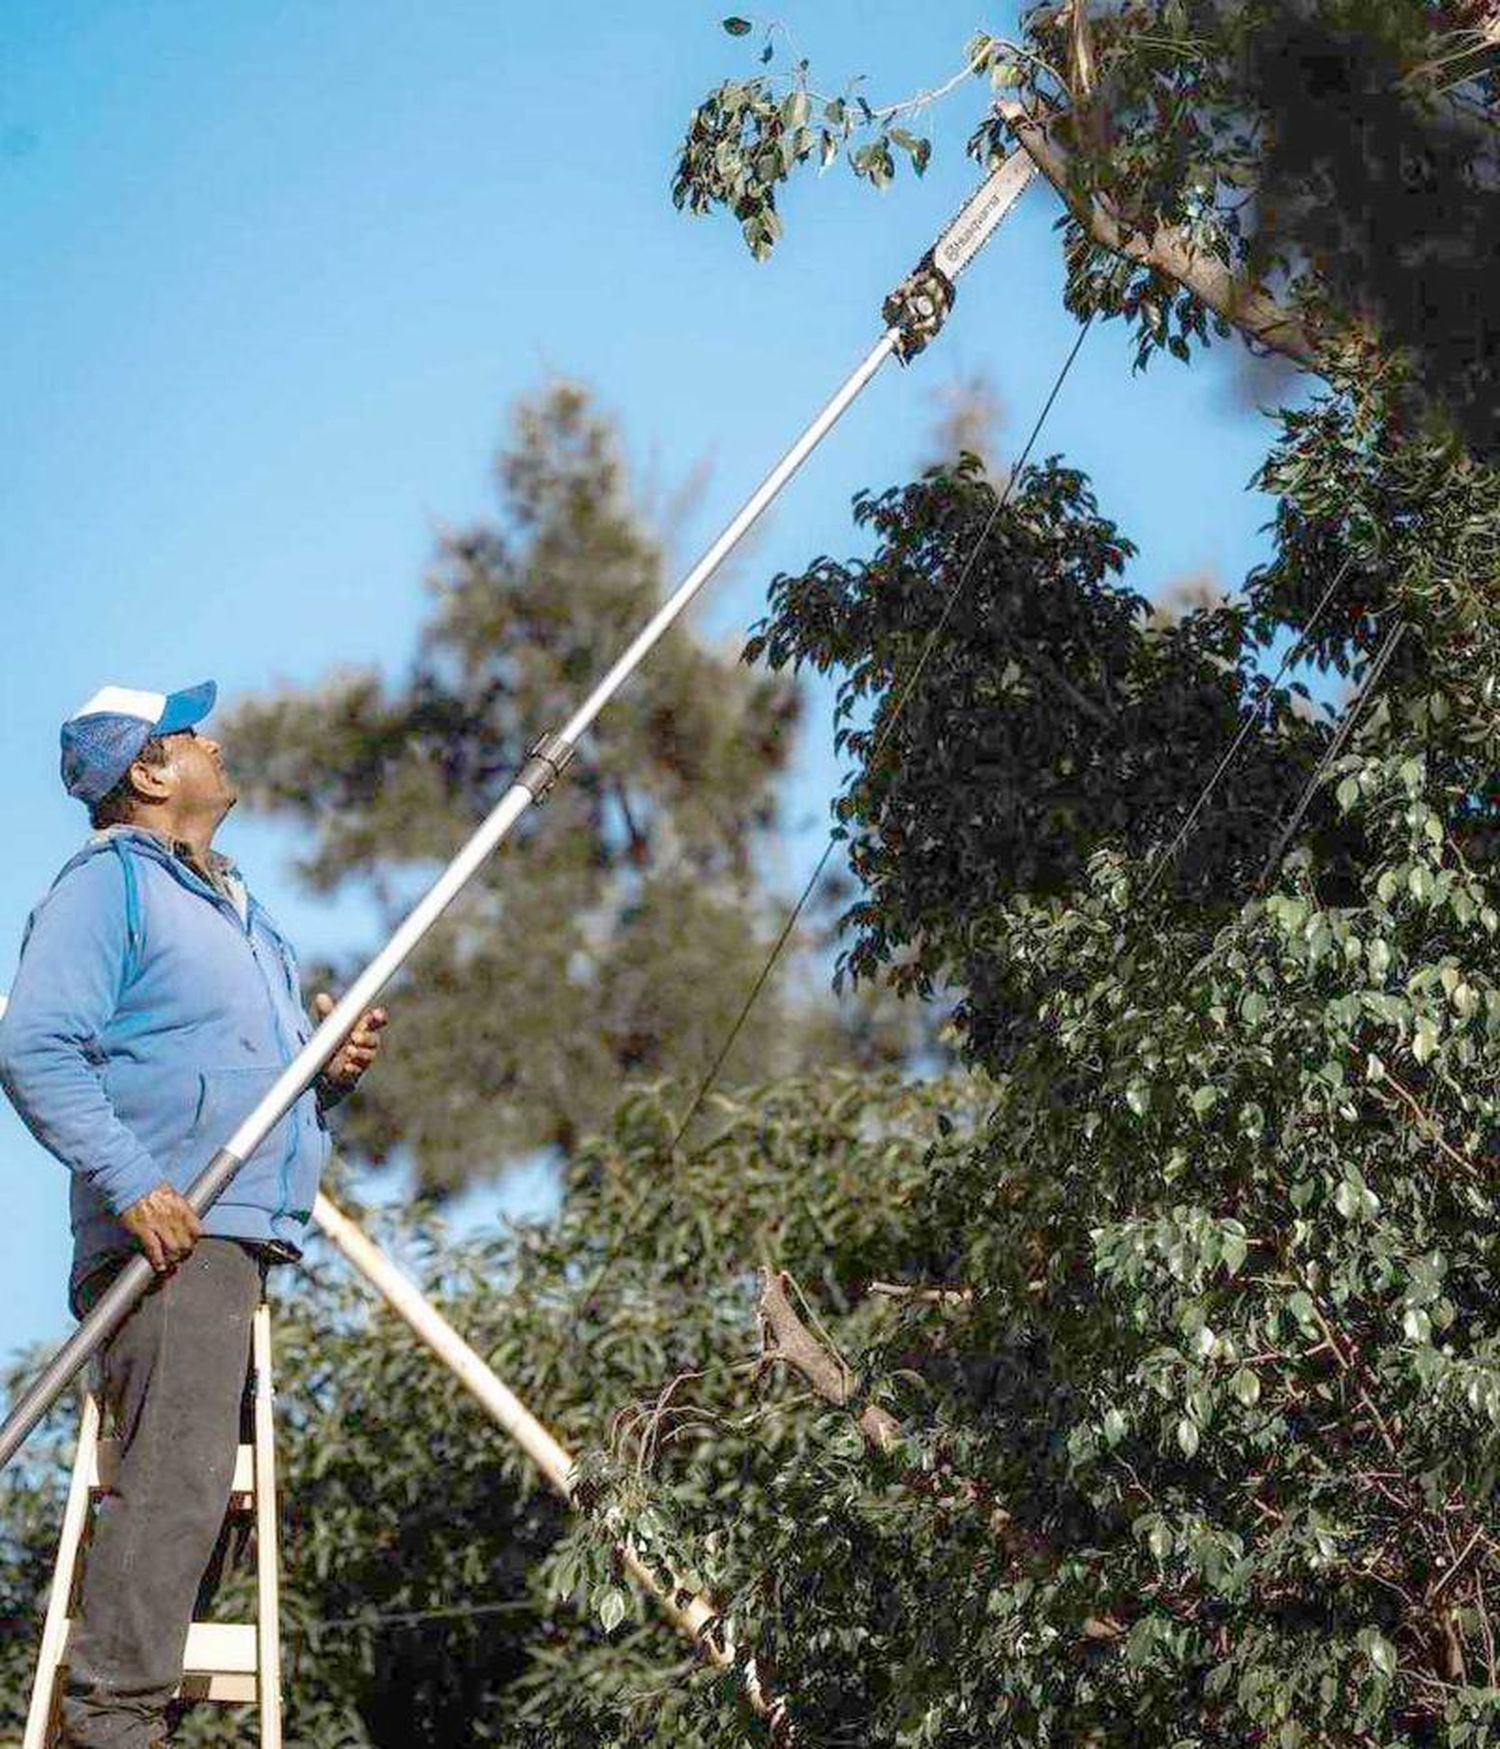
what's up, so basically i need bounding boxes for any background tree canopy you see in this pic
[4,3,1499,1745]
[221,380,913,1191]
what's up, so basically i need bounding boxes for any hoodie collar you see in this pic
[83,825,250,925]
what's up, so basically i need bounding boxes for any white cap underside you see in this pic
[70,685,167,723]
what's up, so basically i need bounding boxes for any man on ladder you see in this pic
[0,681,389,1748]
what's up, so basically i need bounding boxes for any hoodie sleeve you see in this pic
[0,854,162,1215]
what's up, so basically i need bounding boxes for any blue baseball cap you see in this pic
[60,680,218,805]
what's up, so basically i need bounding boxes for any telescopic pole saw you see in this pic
[0,148,1035,1472]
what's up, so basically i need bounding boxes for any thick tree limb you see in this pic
[867,1280,974,1306]
[757,1270,1023,1546]
[756,1269,1123,1632]
[758,1268,902,1452]
[997,98,1322,372]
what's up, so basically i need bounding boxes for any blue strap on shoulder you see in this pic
[111,841,145,993]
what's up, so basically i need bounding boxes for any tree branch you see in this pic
[756,1268,1130,1635]
[997,98,1322,371]
[1068,0,1099,105]
[1369,1060,1485,1180]
[757,1270,1056,1550]
[758,1268,902,1452]
[867,1280,974,1306]
[1010,638,1116,728]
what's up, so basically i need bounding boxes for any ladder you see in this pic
[22,1303,283,1748]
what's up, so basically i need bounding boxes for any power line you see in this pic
[295,1597,534,1634]
[563,317,1096,1325]
[1139,557,1355,902]
[1257,618,1408,892]
[0,1596,536,1642]
[669,315,1097,1151]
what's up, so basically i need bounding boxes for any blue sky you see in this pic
[0,2,1287,1367]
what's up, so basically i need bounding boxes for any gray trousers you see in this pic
[62,1239,263,1749]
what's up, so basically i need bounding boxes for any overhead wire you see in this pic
[671,515,1409,1209]
[295,1597,533,1634]
[672,371,1392,1140]
[491,289,1409,1565]
[668,313,1097,1152]
[562,313,1097,1325]
[302,392,1412,1694]
[1256,617,1409,892]
[1138,556,1355,902]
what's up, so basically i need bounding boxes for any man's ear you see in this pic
[128,753,174,805]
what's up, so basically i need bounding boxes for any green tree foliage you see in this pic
[50,396,1475,1743]
[5,9,1499,1746]
[677,2,1499,452]
[744,457,1324,1027]
[224,382,810,1188]
[512,9,1500,1742]
[703,424,1500,1744]
[0,1076,987,1746]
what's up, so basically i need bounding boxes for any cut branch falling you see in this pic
[758,1267,901,1452]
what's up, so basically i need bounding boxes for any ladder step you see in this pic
[58,1619,260,1704]
[182,1620,260,1676]
[180,1621,260,1701]
[91,1439,256,1509]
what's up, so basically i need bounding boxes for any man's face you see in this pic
[158,727,237,820]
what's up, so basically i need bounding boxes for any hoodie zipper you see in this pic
[242,900,300,1235]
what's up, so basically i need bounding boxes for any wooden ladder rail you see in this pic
[20,1302,282,1747]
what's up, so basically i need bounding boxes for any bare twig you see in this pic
[1429,1526,1486,1604]
[870,59,987,122]
[1477,1566,1498,1687]
[867,1280,974,1306]
[1306,1294,1402,1461]
[1409,7,1500,80]
[1370,1064,1485,1179]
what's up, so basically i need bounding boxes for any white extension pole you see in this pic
[0,150,1035,1473]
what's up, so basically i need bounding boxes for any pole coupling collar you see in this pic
[518,731,577,802]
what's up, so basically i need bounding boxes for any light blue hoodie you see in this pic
[0,828,330,1301]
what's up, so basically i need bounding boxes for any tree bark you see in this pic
[757,1269,1023,1545]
